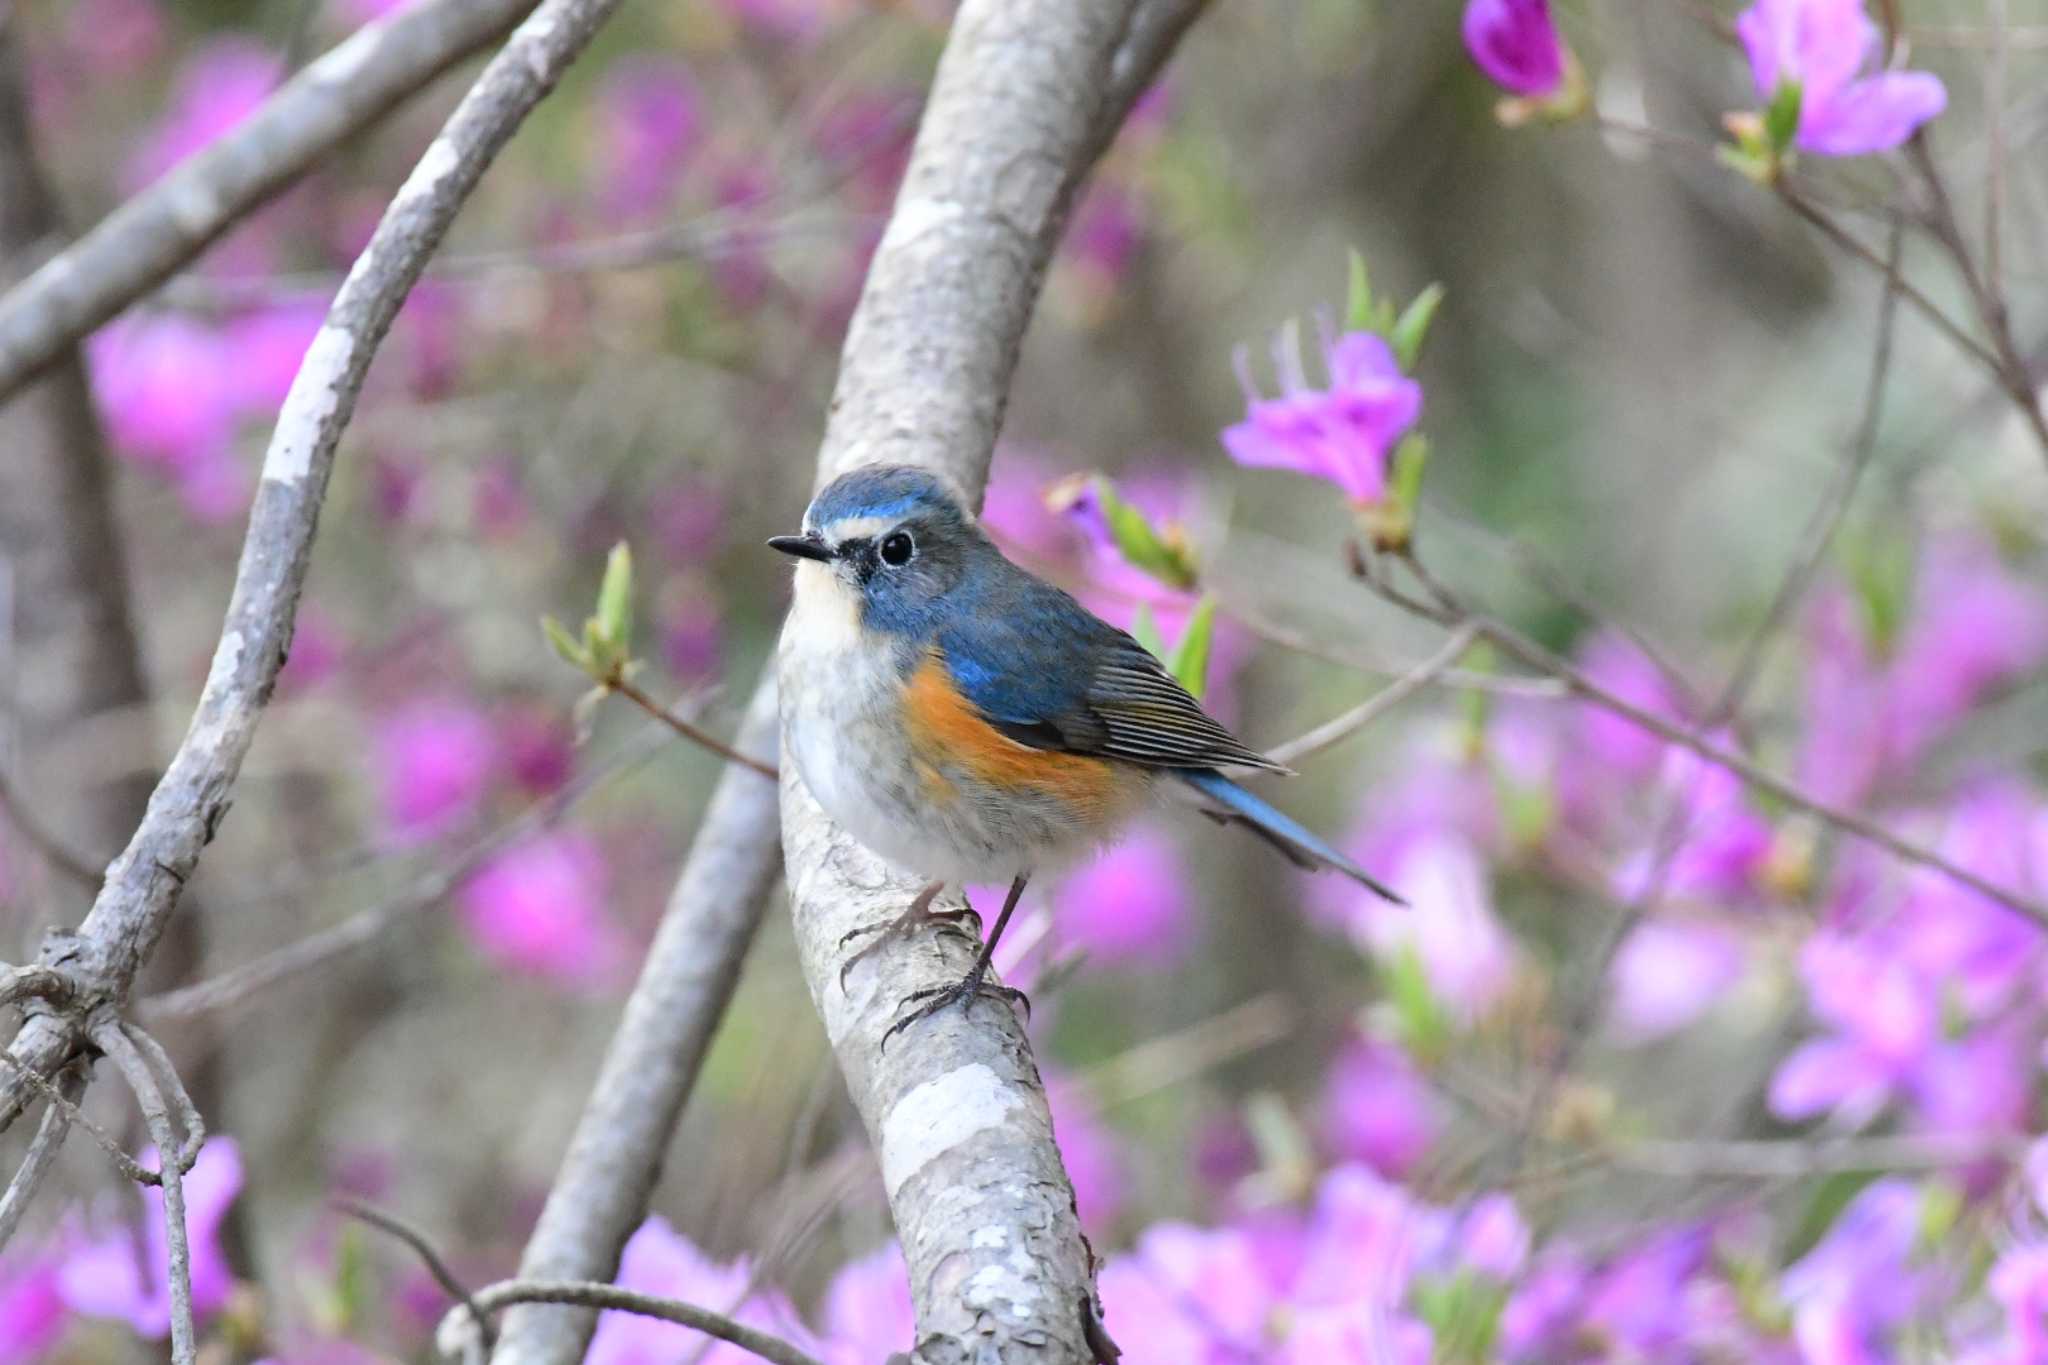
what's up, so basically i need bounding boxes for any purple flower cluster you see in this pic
[1460,0,1946,156]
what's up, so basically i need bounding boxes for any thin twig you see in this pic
[1714,214,1905,715]
[93,1020,196,1365]
[0,1053,154,1185]
[1266,622,1480,768]
[1364,558,2048,928]
[0,1064,80,1253]
[142,723,663,1023]
[443,1279,825,1365]
[1563,1130,2026,1182]
[337,1197,493,1349]
[0,0,637,1136]
[120,1024,205,1173]
[1083,993,1295,1108]
[1901,136,2048,461]
[608,676,776,779]
[1775,186,2002,374]
[1987,0,2010,302]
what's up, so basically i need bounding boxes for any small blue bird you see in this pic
[773,464,1401,1040]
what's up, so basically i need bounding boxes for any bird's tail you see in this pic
[1177,768,1405,905]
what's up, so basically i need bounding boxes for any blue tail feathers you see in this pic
[1178,769,1405,904]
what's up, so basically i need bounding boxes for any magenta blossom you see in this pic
[587,1217,816,1365]
[1608,919,1746,1042]
[1769,930,1938,1126]
[1313,824,1514,1020]
[126,39,281,190]
[1462,0,1568,98]
[0,1256,66,1357]
[1735,0,1946,155]
[817,1242,912,1365]
[373,699,497,840]
[1045,1076,1128,1233]
[457,833,624,989]
[593,58,703,222]
[1780,1179,1942,1354]
[1318,1038,1442,1178]
[1049,824,1192,969]
[1223,324,1422,505]
[59,1138,244,1337]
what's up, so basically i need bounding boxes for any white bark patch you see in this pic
[880,1063,1017,1197]
[970,1225,1008,1250]
[878,196,964,255]
[964,1252,1042,1319]
[263,322,356,485]
[200,630,247,706]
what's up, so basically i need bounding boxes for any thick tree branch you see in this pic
[0,0,630,1130]
[778,3,1207,1362]
[0,0,536,402]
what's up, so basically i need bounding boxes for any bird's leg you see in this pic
[837,880,980,988]
[882,873,1032,1048]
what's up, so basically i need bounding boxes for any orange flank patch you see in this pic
[902,652,1123,820]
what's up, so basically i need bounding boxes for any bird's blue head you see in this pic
[768,465,992,639]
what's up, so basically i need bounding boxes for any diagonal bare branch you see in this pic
[0,0,635,1135]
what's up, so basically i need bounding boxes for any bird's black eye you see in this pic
[879,531,915,567]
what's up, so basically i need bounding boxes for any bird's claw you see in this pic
[837,902,981,989]
[879,968,1029,1050]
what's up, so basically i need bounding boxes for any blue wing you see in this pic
[933,564,1283,774]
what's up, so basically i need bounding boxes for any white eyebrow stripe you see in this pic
[819,514,899,541]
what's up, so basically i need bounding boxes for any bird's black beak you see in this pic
[767,533,833,563]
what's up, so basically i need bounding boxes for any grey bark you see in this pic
[778,2,1208,1361]
[0,0,631,1129]
[0,0,537,403]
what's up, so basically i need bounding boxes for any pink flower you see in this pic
[1457,1193,1531,1280]
[1063,183,1146,301]
[457,834,624,988]
[1801,540,2048,805]
[87,316,238,473]
[980,448,1076,566]
[1769,931,1938,1125]
[588,1217,816,1365]
[1607,919,1745,1041]
[593,58,703,222]
[1050,824,1192,969]
[1318,1039,1442,1178]
[1101,1222,1280,1359]
[1462,0,1568,98]
[1046,1077,1127,1233]
[1223,325,1422,505]
[0,1256,66,1357]
[1989,1243,2048,1360]
[59,1139,243,1337]
[817,1242,912,1365]
[1314,826,1514,1020]
[1780,1179,1940,1350]
[125,39,281,189]
[1736,0,1946,155]
[373,699,497,840]
[222,302,324,411]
